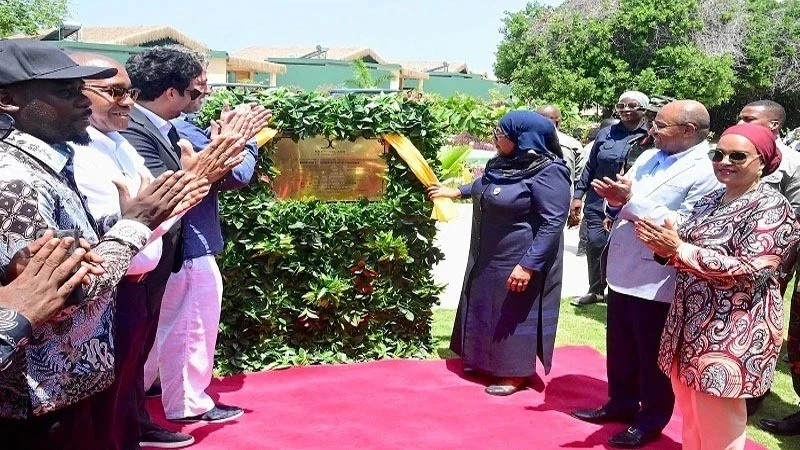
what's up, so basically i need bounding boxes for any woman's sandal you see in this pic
[484,380,527,396]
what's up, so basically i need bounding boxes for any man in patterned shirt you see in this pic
[0,39,209,449]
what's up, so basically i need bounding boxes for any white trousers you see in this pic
[144,254,223,419]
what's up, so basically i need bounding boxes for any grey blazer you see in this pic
[605,141,722,303]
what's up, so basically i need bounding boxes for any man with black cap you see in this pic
[0,39,208,449]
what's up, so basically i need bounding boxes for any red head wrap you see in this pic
[720,123,781,176]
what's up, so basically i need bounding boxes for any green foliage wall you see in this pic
[198,89,446,374]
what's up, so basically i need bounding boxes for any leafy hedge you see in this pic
[198,89,446,374]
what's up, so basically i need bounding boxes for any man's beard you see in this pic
[68,131,91,146]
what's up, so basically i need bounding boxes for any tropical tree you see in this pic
[0,0,69,38]
[495,0,800,127]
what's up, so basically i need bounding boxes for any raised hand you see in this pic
[116,171,210,229]
[591,174,633,207]
[180,132,248,184]
[635,217,682,258]
[245,105,273,141]
[0,231,92,326]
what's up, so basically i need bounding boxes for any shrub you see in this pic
[199,88,446,373]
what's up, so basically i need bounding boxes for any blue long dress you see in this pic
[451,156,571,377]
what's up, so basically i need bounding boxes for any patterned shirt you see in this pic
[0,308,31,372]
[0,130,151,418]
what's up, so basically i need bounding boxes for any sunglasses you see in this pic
[83,85,140,102]
[708,149,761,164]
[492,128,507,140]
[184,88,203,101]
[615,102,641,111]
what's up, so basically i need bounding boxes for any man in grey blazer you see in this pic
[571,100,721,448]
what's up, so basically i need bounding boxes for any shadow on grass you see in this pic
[569,301,608,326]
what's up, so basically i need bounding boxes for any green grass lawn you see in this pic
[431,295,800,450]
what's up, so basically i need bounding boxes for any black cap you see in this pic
[0,39,117,87]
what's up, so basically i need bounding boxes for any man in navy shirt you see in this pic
[143,48,271,424]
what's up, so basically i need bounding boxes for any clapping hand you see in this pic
[635,217,682,259]
[116,171,210,229]
[218,103,273,142]
[5,231,104,287]
[0,231,95,326]
[591,173,633,207]
[180,131,247,184]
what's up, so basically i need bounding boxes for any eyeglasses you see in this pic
[83,85,140,102]
[708,149,762,165]
[492,128,507,140]
[615,102,641,111]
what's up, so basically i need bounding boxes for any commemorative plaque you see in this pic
[272,136,388,201]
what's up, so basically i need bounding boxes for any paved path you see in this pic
[432,204,590,309]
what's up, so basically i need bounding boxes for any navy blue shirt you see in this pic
[574,123,647,217]
[172,119,259,259]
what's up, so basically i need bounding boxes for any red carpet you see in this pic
[146,346,765,449]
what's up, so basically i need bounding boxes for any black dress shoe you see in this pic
[571,406,636,424]
[570,293,605,307]
[607,427,660,449]
[759,410,800,436]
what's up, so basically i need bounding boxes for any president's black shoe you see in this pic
[570,406,636,424]
[570,293,604,307]
[607,427,660,449]
[759,410,800,436]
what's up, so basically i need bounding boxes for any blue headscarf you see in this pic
[497,110,561,158]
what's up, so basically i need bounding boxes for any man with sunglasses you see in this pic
[142,48,270,426]
[119,45,247,449]
[0,39,210,449]
[571,100,720,448]
[68,52,204,449]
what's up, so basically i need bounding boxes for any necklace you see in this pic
[719,182,760,208]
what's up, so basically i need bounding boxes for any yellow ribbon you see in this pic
[255,127,279,148]
[383,134,457,222]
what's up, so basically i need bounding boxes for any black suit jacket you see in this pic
[119,105,183,313]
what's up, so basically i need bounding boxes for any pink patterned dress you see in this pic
[658,183,800,398]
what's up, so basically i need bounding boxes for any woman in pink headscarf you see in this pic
[634,123,800,449]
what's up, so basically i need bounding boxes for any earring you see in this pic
[0,113,14,141]
[758,168,763,177]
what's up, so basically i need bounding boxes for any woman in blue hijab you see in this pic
[428,110,570,395]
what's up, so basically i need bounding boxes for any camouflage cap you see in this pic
[643,95,675,113]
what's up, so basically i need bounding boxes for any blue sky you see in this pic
[70,0,562,75]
